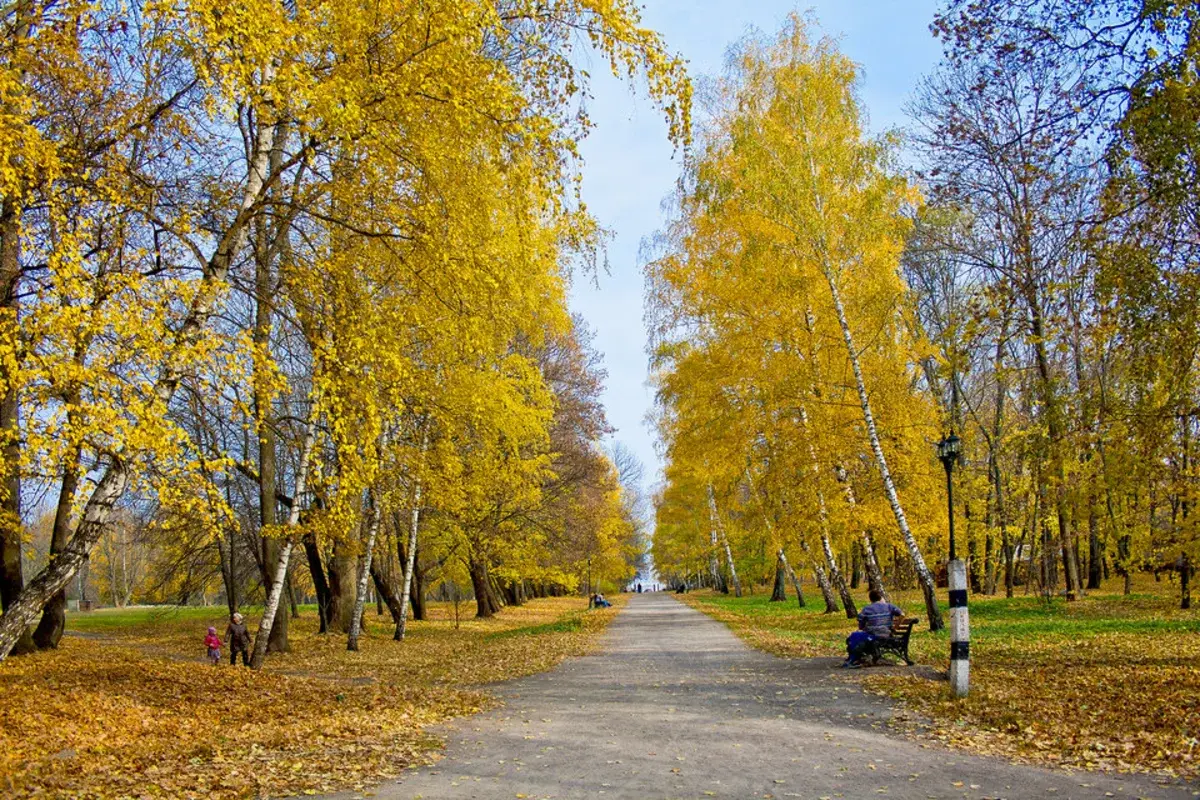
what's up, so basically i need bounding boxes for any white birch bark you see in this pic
[821,266,944,631]
[796,406,854,616]
[348,431,390,651]
[835,465,888,599]
[395,423,431,641]
[250,412,316,669]
[0,103,282,660]
[705,484,727,593]
[707,484,740,596]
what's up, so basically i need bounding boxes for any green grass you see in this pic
[687,580,1199,663]
[484,614,584,640]
[681,575,1200,778]
[67,603,324,632]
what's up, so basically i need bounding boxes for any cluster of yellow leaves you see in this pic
[646,15,945,598]
[684,577,1200,780]
[0,597,621,798]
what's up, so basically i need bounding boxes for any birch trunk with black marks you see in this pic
[250,416,315,669]
[798,537,838,613]
[705,484,728,594]
[0,104,280,661]
[395,425,429,641]
[348,455,386,651]
[796,407,853,617]
[707,484,739,596]
[821,266,943,630]
[835,466,887,600]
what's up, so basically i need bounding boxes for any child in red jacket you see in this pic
[204,626,222,666]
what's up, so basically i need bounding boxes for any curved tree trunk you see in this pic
[821,271,943,630]
[371,561,403,624]
[33,439,81,649]
[820,529,856,618]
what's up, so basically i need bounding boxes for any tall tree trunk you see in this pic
[799,538,838,613]
[410,537,427,621]
[302,532,331,633]
[1181,554,1191,610]
[395,428,428,641]
[33,445,81,649]
[1028,302,1082,599]
[1087,496,1102,590]
[770,552,787,602]
[252,119,291,654]
[469,556,501,618]
[821,271,943,630]
[370,561,403,624]
[836,469,887,599]
[326,541,354,634]
[348,447,387,651]
[251,415,315,668]
[705,484,729,594]
[216,531,236,617]
[778,550,805,607]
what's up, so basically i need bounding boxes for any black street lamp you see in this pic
[937,431,962,561]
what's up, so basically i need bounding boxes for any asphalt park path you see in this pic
[342,593,1194,800]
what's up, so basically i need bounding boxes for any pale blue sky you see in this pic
[569,2,942,490]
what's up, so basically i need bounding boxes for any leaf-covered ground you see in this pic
[681,577,1200,780]
[0,596,622,798]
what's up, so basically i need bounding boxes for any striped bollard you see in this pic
[948,558,969,697]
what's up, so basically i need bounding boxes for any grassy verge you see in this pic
[0,595,623,798]
[680,577,1200,779]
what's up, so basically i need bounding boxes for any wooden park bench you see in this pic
[871,617,918,666]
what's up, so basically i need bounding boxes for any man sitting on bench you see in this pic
[843,589,904,668]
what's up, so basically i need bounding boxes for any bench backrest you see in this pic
[890,617,918,641]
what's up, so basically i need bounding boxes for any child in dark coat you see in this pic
[225,613,251,666]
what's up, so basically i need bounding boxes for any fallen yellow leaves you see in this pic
[683,579,1200,780]
[0,597,621,798]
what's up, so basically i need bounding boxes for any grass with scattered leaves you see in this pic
[682,576,1200,779]
[0,595,622,798]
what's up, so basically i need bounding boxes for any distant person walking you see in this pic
[225,613,251,667]
[204,626,222,666]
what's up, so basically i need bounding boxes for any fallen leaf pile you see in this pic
[683,577,1200,780]
[0,596,621,798]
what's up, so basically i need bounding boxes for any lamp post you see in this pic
[937,432,961,560]
[937,431,969,698]
[587,556,593,608]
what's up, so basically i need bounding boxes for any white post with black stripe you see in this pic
[948,558,969,697]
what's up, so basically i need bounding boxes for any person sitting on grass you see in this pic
[842,589,904,668]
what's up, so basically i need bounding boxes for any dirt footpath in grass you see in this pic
[336,593,1193,800]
